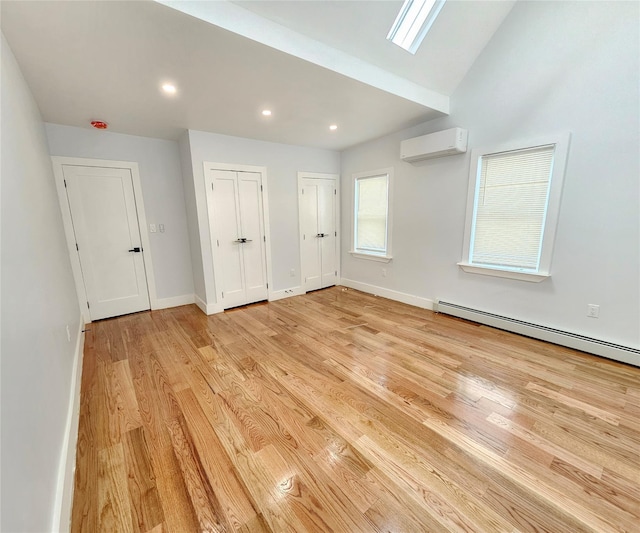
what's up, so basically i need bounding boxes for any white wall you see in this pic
[45,124,194,302]
[185,129,340,305]
[341,1,640,349]
[1,35,81,532]
[178,131,207,305]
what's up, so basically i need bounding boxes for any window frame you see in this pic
[459,133,571,282]
[350,167,393,262]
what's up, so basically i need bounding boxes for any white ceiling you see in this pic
[1,0,514,151]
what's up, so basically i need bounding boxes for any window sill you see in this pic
[457,262,549,283]
[350,251,393,263]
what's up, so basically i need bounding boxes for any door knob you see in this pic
[316,233,326,238]
[235,238,253,243]
[128,247,142,253]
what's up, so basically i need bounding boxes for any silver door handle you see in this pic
[316,233,326,238]
[235,238,253,243]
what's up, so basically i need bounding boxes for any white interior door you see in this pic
[300,181,322,291]
[300,176,338,292]
[210,170,246,309]
[63,165,150,320]
[318,180,337,288]
[209,169,268,309]
[237,172,268,304]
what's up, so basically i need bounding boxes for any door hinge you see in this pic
[335,231,337,237]
[263,235,266,242]
[217,239,219,247]
[221,292,224,298]
[334,189,337,195]
[75,243,79,251]
[301,188,304,195]
[63,179,67,188]
[211,183,214,191]
[335,271,337,276]
[87,301,90,309]
[266,283,269,289]
[260,185,263,192]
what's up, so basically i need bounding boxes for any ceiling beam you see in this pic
[156,0,450,114]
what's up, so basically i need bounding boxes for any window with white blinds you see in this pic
[352,168,393,260]
[460,133,570,282]
[470,145,555,270]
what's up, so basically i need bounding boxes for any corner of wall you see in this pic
[178,130,208,305]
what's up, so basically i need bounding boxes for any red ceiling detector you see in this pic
[90,120,108,130]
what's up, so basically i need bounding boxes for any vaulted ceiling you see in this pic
[1,0,514,150]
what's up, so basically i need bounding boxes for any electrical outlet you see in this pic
[290,269,295,277]
[382,268,387,277]
[149,223,157,233]
[587,304,600,318]
[66,325,71,342]
[159,224,165,233]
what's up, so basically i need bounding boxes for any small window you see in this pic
[351,168,393,261]
[459,134,570,282]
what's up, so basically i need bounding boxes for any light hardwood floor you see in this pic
[71,287,640,532]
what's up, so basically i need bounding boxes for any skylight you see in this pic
[387,0,446,54]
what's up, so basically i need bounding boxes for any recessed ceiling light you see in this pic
[329,124,338,131]
[262,109,272,116]
[162,83,177,94]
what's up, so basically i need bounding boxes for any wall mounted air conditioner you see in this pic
[400,127,468,163]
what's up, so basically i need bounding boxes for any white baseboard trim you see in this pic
[340,278,434,310]
[269,286,304,302]
[52,316,85,533]
[194,294,208,314]
[435,299,640,367]
[152,294,195,310]
[194,294,222,315]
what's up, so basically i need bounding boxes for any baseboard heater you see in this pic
[434,300,640,367]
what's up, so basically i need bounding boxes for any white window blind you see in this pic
[355,174,389,254]
[470,145,555,271]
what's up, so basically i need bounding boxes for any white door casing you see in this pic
[298,172,340,293]
[206,165,270,310]
[52,157,156,322]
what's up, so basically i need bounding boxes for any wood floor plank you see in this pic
[167,415,231,533]
[122,427,164,533]
[97,443,134,533]
[71,287,640,533]
[113,360,143,433]
[150,444,202,533]
[177,388,261,529]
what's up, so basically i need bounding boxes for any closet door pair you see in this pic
[300,176,338,292]
[209,169,268,309]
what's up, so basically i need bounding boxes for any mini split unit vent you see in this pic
[400,127,468,163]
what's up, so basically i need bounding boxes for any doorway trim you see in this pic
[52,156,157,323]
[203,162,273,311]
[297,171,341,293]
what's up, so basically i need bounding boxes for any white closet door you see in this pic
[63,165,150,320]
[237,172,268,304]
[211,170,246,309]
[300,176,338,292]
[300,180,322,292]
[209,168,269,309]
[317,180,337,288]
